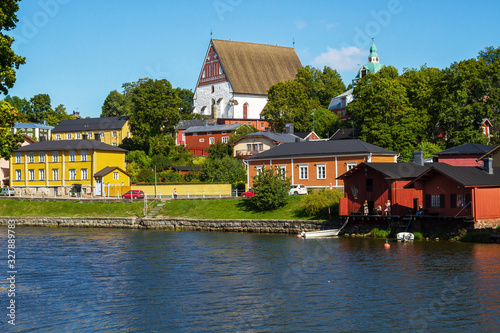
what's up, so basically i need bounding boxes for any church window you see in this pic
[211,85,215,93]
[243,103,248,119]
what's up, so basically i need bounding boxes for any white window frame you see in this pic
[199,138,204,142]
[52,151,59,162]
[222,137,229,144]
[15,153,22,164]
[28,169,35,181]
[127,131,130,138]
[88,132,92,139]
[15,170,22,181]
[81,150,87,161]
[279,165,286,179]
[317,164,326,179]
[209,137,215,145]
[66,133,72,140]
[299,165,308,180]
[69,169,76,181]
[69,150,76,162]
[56,134,61,140]
[81,169,88,180]
[346,162,357,171]
[28,152,35,163]
[256,166,263,175]
[431,195,440,207]
[113,172,119,180]
[76,133,81,139]
[112,131,117,138]
[39,169,45,180]
[39,151,45,163]
[52,169,59,180]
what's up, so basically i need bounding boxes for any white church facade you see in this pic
[193,39,302,128]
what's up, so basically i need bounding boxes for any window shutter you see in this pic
[465,193,472,206]
[425,194,431,208]
[440,194,445,208]
[450,194,457,208]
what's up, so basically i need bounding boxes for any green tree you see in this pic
[206,140,232,159]
[28,94,52,123]
[200,155,246,183]
[101,90,132,117]
[311,108,339,138]
[175,88,194,119]
[0,0,25,94]
[295,66,346,108]
[4,95,31,117]
[45,104,71,126]
[228,124,258,143]
[250,165,291,211]
[263,80,321,132]
[129,78,181,153]
[0,100,24,159]
[349,74,425,160]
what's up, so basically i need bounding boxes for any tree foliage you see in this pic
[101,90,132,117]
[0,0,25,94]
[228,124,258,143]
[200,155,246,183]
[0,100,24,159]
[295,66,346,108]
[250,165,291,211]
[206,140,232,159]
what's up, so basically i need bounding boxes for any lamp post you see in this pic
[154,165,157,199]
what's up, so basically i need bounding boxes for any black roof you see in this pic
[338,162,430,180]
[329,128,361,140]
[14,140,127,152]
[52,116,130,133]
[233,131,303,145]
[245,139,396,161]
[436,143,495,156]
[176,119,204,130]
[406,162,500,188]
[94,166,129,177]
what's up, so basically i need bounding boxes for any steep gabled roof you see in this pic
[232,131,303,145]
[246,139,396,161]
[94,166,129,178]
[52,116,130,133]
[436,143,495,156]
[478,144,500,160]
[337,162,429,180]
[329,128,361,140]
[14,140,127,152]
[183,123,241,134]
[212,39,302,95]
[405,162,500,188]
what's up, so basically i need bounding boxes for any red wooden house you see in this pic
[338,162,429,216]
[183,123,241,156]
[405,161,500,228]
[175,119,204,146]
[435,143,495,167]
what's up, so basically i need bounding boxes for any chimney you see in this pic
[285,123,294,134]
[413,151,424,166]
[484,158,493,174]
[295,137,301,143]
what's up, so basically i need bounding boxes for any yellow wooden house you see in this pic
[10,140,129,196]
[51,116,131,146]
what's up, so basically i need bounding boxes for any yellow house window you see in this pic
[112,131,117,138]
[56,134,61,140]
[81,150,87,161]
[39,151,45,163]
[39,169,45,180]
[52,151,59,162]
[69,150,76,162]
[52,169,59,180]
[15,153,22,164]
[28,169,35,181]
[15,170,21,181]
[76,133,81,139]
[81,169,88,180]
[66,133,72,140]
[28,152,34,163]
[113,172,119,180]
[69,169,76,180]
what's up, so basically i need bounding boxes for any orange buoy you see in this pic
[384,240,390,248]
[297,234,302,238]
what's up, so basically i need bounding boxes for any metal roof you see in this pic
[337,162,429,180]
[245,139,397,161]
[234,131,303,144]
[435,143,495,155]
[175,119,204,130]
[13,122,54,130]
[52,116,130,133]
[183,123,241,134]
[94,166,129,177]
[14,140,127,152]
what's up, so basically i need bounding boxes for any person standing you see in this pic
[173,188,177,199]
[384,200,391,215]
[363,200,369,215]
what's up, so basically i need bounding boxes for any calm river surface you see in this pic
[1,227,499,332]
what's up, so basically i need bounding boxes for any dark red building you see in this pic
[435,143,494,167]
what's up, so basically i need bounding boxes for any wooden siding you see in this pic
[473,187,500,220]
[438,155,484,167]
[421,173,472,217]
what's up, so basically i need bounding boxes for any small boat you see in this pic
[397,232,414,242]
[299,229,340,238]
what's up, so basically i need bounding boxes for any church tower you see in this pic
[353,39,384,85]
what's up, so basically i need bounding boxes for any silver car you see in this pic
[289,184,308,195]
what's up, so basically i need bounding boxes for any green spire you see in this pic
[369,38,379,59]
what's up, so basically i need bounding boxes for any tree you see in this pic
[263,80,321,132]
[4,95,31,117]
[250,165,291,211]
[0,100,24,159]
[311,108,339,138]
[101,90,132,117]
[28,94,52,123]
[349,74,426,160]
[228,124,258,143]
[175,88,194,119]
[295,66,346,108]
[129,78,181,154]
[45,104,71,126]
[0,0,26,94]
[200,155,246,183]
[206,140,232,159]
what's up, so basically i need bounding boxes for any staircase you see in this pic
[146,202,165,218]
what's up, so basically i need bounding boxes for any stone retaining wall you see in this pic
[0,217,326,233]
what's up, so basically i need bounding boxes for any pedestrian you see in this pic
[363,200,369,215]
[173,188,177,199]
[375,204,382,215]
[416,205,424,216]
[384,200,391,215]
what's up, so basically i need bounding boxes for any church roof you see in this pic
[369,41,379,58]
[212,39,302,95]
[355,62,385,79]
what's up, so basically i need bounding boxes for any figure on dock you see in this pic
[363,200,369,215]
[384,200,391,215]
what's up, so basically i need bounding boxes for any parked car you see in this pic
[0,187,15,196]
[289,184,308,195]
[240,190,254,198]
[122,190,145,199]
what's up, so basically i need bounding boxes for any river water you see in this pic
[1,227,498,332]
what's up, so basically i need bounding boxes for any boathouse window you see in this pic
[451,194,467,208]
[366,178,373,192]
[427,194,445,208]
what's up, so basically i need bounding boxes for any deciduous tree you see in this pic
[251,166,291,211]
[0,100,24,159]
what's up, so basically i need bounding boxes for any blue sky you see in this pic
[6,0,500,118]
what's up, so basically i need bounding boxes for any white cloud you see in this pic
[311,46,368,71]
[320,20,340,30]
[295,20,307,30]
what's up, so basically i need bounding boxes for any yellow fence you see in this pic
[108,183,233,198]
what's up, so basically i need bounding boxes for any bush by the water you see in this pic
[413,232,423,240]
[461,231,492,243]
[296,189,343,218]
[369,228,390,238]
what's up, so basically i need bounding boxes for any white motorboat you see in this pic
[299,229,340,238]
[397,232,414,242]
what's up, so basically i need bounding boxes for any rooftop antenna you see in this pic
[210,29,213,39]
[293,38,295,48]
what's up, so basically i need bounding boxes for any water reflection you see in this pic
[0,227,497,332]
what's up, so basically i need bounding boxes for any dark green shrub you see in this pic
[461,232,491,243]
[296,189,343,217]
[251,166,290,211]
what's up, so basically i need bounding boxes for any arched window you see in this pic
[243,103,248,119]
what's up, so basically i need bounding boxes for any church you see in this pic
[193,39,302,130]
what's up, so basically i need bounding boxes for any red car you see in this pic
[122,190,145,199]
[240,190,254,198]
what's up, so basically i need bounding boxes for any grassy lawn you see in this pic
[157,196,325,220]
[0,200,144,217]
